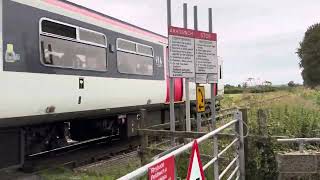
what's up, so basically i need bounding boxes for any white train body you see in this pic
[0,0,223,126]
[0,0,224,169]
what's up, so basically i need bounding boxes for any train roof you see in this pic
[54,0,168,43]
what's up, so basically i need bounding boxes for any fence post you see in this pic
[139,109,148,165]
[240,108,249,179]
[179,103,186,131]
[257,109,268,136]
[235,111,245,180]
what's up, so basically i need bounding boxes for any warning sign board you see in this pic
[207,73,218,83]
[187,140,205,180]
[195,31,218,74]
[148,156,175,180]
[196,86,205,112]
[168,26,195,78]
[196,74,207,84]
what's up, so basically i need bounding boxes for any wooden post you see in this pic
[240,108,249,180]
[257,109,268,136]
[235,111,245,180]
[139,109,148,164]
[178,103,186,144]
[179,103,186,131]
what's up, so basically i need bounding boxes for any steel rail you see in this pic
[219,155,239,179]
[203,138,238,170]
[226,165,240,180]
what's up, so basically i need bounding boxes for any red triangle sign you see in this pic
[186,140,206,180]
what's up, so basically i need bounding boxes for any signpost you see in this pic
[168,26,195,78]
[167,0,219,146]
[186,140,205,180]
[148,156,175,180]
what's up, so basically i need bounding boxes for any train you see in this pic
[0,0,224,169]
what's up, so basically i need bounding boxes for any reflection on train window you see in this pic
[39,18,108,71]
[40,35,107,71]
[117,39,136,52]
[79,28,106,46]
[116,38,154,76]
[41,20,77,39]
[117,51,153,76]
[137,44,153,57]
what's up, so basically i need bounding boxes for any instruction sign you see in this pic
[207,73,219,83]
[195,31,218,74]
[196,74,207,84]
[186,140,205,180]
[148,156,175,180]
[168,26,195,78]
[196,86,205,112]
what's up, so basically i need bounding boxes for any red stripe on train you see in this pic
[45,0,167,43]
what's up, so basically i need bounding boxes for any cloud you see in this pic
[67,0,320,85]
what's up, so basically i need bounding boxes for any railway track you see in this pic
[22,136,140,173]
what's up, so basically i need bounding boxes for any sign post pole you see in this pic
[167,0,175,147]
[208,8,219,180]
[183,3,191,133]
[194,6,202,132]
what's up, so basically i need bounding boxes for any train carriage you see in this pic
[0,0,223,169]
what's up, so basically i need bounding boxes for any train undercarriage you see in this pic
[0,100,220,169]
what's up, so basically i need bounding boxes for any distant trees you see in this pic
[297,23,320,88]
[288,81,295,87]
[263,81,272,86]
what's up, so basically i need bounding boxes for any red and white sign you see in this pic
[187,140,205,180]
[168,26,195,78]
[194,31,218,75]
[148,156,175,180]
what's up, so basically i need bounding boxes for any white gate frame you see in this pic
[118,111,245,180]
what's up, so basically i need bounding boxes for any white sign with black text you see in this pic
[194,31,218,79]
[168,26,195,78]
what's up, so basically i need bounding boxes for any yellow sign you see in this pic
[196,86,205,112]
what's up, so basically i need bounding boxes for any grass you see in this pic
[40,87,320,180]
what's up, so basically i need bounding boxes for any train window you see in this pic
[219,65,222,79]
[79,28,106,46]
[39,18,108,71]
[117,51,153,76]
[40,36,107,71]
[41,20,77,39]
[117,39,136,52]
[137,44,153,57]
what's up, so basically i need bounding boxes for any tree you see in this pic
[288,81,295,87]
[297,23,320,87]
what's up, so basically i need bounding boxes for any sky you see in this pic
[68,0,320,85]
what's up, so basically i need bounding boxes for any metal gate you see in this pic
[118,110,245,180]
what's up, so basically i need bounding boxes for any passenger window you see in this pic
[219,65,222,79]
[117,39,136,52]
[41,20,77,39]
[116,38,154,76]
[79,28,106,45]
[40,36,107,71]
[40,18,107,71]
[137,44,153,57]
[117,51,153,76]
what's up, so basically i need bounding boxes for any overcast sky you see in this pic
[68,0,320,85]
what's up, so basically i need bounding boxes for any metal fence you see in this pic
[118,110,245,180]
